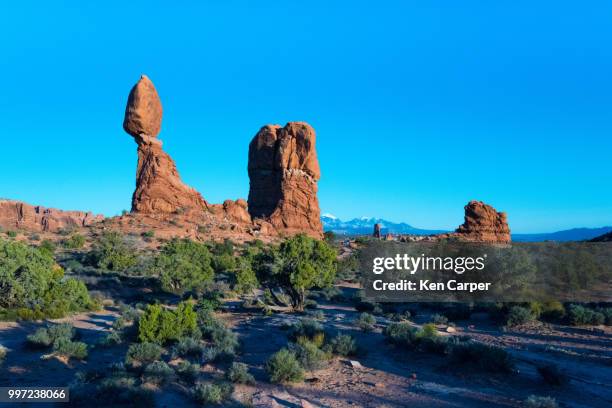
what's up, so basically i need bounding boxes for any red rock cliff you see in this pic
[0,200,103,233]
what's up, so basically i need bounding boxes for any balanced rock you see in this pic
[247,122,322,238]
[453,200,511,243]
[124,75,207,214]
[123,75,163,138]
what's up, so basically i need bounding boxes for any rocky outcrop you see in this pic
[373,223,382,238]
[124,75,207,214]
[0,200,103,233]
[247,122,323,238]
[448,200,511,243]
[217,199,251,224]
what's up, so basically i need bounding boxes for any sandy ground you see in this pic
[1,297,611,408]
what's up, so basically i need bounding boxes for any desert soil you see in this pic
[1,293,611,408]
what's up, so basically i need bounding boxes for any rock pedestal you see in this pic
[124,75,207,214]
[373,223,382,238]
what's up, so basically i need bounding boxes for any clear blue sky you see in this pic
[1,2,611,233]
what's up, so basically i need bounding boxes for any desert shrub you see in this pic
[291,338,330,370]
[0,239,95,318]
[137,301,198,344]
[39,239,56,254]
[431,313,449,325]
[177,361,200,383]
[143,361,174,384]
[29,233,41,241]
[27,323,74,348]
[196,311,223,337]
[537,364,568,386]
[202,346,221,363]
[100,330,123,346]
[212,253,236,273]
[52,337,88,360]
[226,362,255,384]
[6,231,17,238]
[63,234,86,249]
[524,395,558,408]
[172,337,204,359]
[318,286,343,302]
[93,377,154,408]
[211,239,234,257]
[154,239,214,295]
[309,310,325,321]
[330,334,357,356]
[43,278,97,318]
[197,292,223,311]
[230,257,259,293]
[209,326,238,358]
[336,253,359,282]
[304,299,318,310]
[291,318,324,344]
[384,322,447,354]
[192,382,233,405]
[415,323,447,354]
[540,301,566,321]
[568,304,605,325]
[506,306,535,327]
[125,342,163,366]
[597,307,612,325]
[141,230,155,242]
[449,341,514,373]
[258,234,337,310]
[384,322,418,347]
[86,231,138,271]
[356,312,376,331]
[266,348,304,383]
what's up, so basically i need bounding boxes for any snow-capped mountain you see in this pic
[321,214,448,236]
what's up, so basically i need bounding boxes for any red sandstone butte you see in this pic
[247,122,323,238]
[451,200,511,243]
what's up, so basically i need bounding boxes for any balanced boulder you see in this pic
[124,75,207,214]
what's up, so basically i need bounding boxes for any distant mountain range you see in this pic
[513,227,612,242]
[321,214,612,242]
[321,214,448,236]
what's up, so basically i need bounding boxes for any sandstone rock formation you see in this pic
[0,200,103,233]
[247,122,322,238]
[451,200,511,243]
[373,223,382,238]
[219,199,251,224]
[124,75,207,214]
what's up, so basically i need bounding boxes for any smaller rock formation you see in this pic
[221,199,251,224]
[0,200,103,233]
[124,75,207,214]
[373,223,382,238]
[451,200,511,243]
[248,122,322,238]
